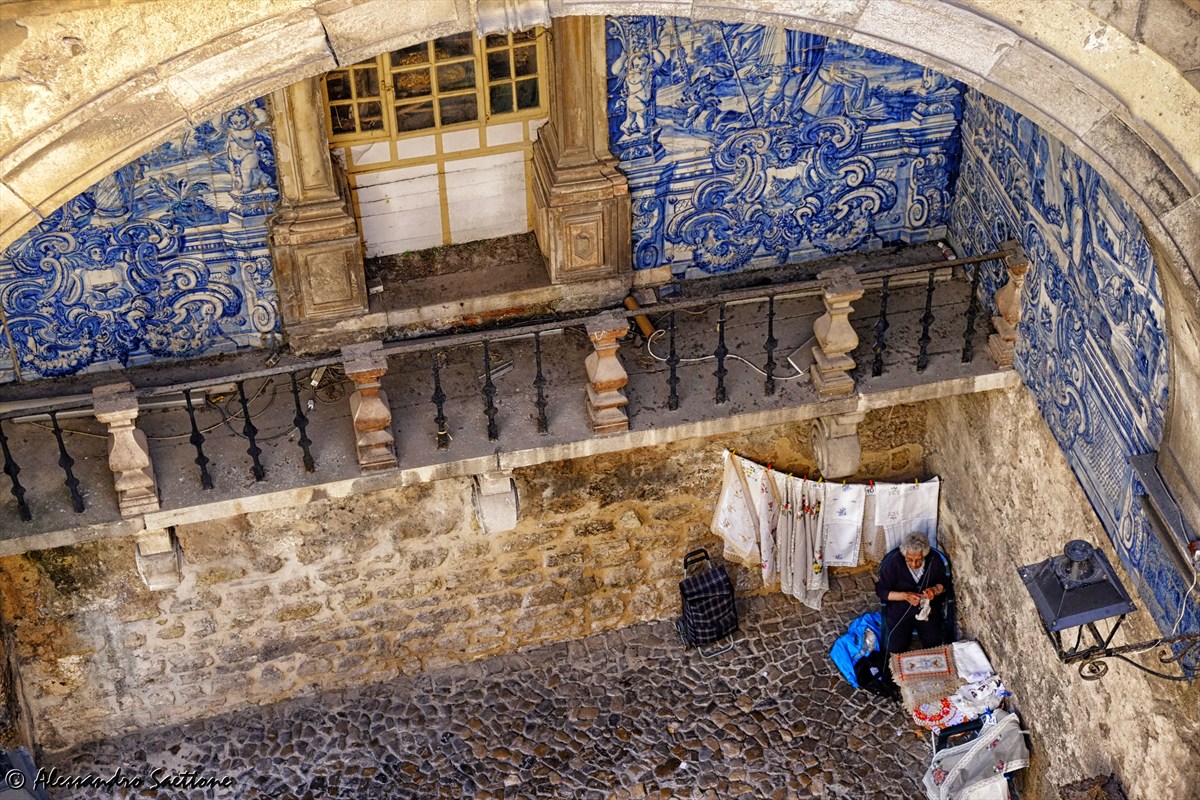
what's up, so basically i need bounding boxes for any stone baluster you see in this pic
[92,382,159,516]
[585,313,630,434]
[988,241,1030,368]
[811,267,865,399]
[342,342,398,471]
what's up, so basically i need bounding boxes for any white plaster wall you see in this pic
[354,164,444,256]
[445,152,528,244]
[353,151,530,258]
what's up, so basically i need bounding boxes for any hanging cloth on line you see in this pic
[711,450,781,586]
[861,477,941,562]
[822,482,867,567]
[711,452,939,608]
[711,451,761,567]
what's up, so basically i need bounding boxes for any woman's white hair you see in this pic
[901,531,932,556]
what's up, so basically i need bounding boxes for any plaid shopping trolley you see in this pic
[676,548,738,657]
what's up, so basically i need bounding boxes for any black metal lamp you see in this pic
[1018,539,1200,681]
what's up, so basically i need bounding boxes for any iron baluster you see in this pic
[237,380,266,481]
[962,262,983,363]
[714,302,729,405]
[0,420,31,521]
[431,351,450,450]
[917,271,936,372]
[482,340,499,441]
[289,372,315,472]
[48,410,84,513]
[533,332,549,434]
[666,311,681,411]
[763,295,778,396]
[872,277,891,377]
[183,389,214,490]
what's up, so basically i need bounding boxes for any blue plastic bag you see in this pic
[829,611,883,688]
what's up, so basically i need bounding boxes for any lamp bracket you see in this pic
[1070,632,1200,682]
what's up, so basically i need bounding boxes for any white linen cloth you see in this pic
[711,451,760,566]
[862,477,941,560]
[952,640,995,683]
[820,482,866,567]
[778,476,827,609]
[710,451,781,585]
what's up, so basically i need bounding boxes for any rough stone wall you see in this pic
[0,409,926,752]
[924,387,1200,800]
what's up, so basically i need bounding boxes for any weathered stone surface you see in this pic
[924,387,1200,800]
[42,575,930,799]
[0,415,926,751]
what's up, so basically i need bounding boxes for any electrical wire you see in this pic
[644,328,810,381]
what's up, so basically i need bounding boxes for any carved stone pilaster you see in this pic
[269,77,368,327]
[585,313,630,434]
[812,411,867,479]
[135,528,182,591]
[988,240,1030,368]
[811,268,865,399]
[92,382,158,516]
[531,15,631,284]
[343,342,397,471]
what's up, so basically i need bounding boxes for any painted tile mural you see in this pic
[950,88,1196,640]
[0,98,280,383]
[606,17,963,278]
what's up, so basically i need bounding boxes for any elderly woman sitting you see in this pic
[875,531,951,653]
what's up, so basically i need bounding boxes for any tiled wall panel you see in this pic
[950,88,1195,640]
[0,99,280,383]
[606,17,963,279]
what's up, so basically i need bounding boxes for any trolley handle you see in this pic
[683,548,712,577]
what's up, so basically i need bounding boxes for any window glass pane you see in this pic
[394,68,431,99]
[489,84,514,115]
[358,101,384,131]
[390,44,428,67]
[325,71,352,101]
[512,29,536,43]
[487,51,511,82]
[354,67,380,98]
[396,101,435,132]
[434,33,473,60]
[439,95,478,125]
[437,61,475,92]
[513,46,537,77]
[485,33,508,49]
[516,78,539,110]
[330,104,356,134]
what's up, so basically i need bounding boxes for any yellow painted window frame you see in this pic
[321,29,548,149]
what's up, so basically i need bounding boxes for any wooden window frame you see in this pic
[321,29,547,146]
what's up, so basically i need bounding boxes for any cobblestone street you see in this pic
[46,572,928,799]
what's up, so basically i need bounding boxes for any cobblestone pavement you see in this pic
[46,572,928,799]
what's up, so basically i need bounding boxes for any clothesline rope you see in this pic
[711,450,941,610]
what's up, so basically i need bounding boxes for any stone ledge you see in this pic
[0,371,1022,557]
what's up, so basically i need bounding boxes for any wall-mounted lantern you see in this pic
[1017,539,1200,681]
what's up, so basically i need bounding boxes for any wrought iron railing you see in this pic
[0,245,1018,530]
